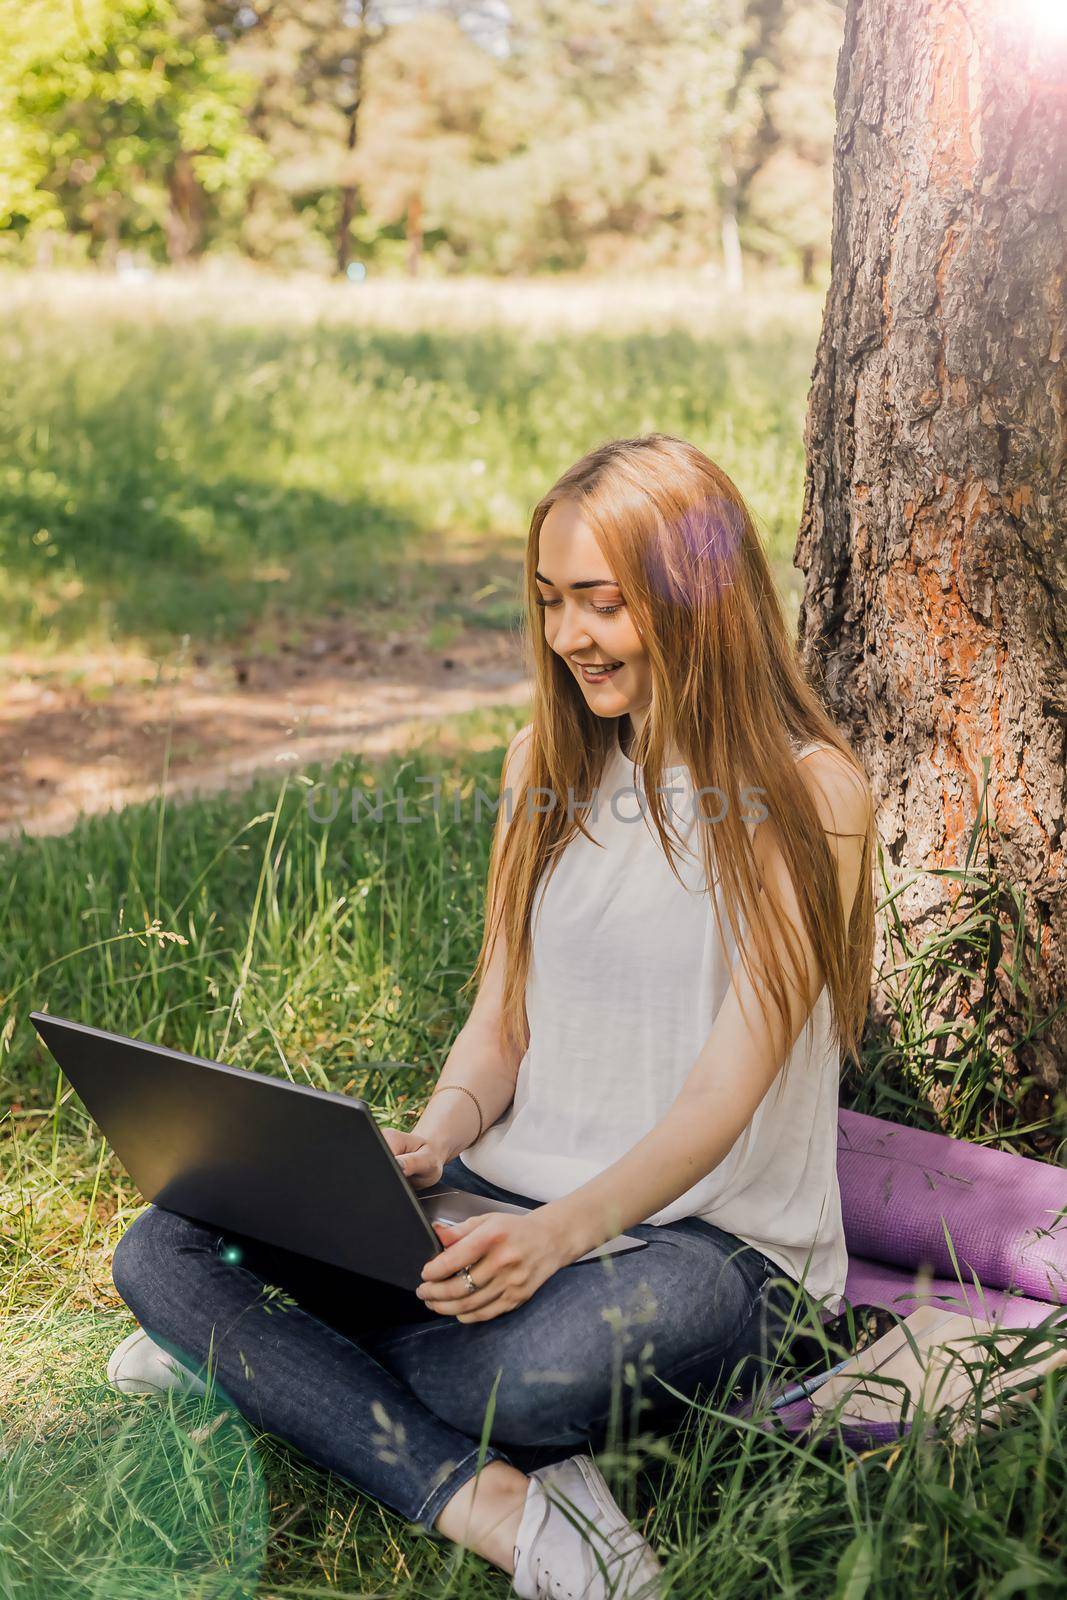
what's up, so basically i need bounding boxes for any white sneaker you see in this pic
[107,1327,208,1398]
[511,1454,663,1600]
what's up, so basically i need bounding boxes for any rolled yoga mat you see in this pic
[836,1109,1067,1306]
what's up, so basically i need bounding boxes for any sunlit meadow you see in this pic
[0,268,821,659]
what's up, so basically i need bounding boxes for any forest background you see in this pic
[0,0,843,283]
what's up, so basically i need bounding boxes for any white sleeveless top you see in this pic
[462,723,850,1314]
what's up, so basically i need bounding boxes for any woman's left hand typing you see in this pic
[417,1209,571,1322]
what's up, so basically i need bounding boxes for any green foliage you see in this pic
[853,757,1066,1151]
[0,1369,268,1598]
[0,0,267,261]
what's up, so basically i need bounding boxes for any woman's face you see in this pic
[536,499,651,719]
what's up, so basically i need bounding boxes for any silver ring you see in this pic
[459,1266,478,1296]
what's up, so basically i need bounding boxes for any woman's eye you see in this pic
[534,598,623,616]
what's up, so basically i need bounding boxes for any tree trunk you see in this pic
[336,4,368,278]
[714,0,786,291]
[796,1,1067,1097]
[406,190,423,278]
[165,150,203,265]
[337,100,362,276]
[720,182,744,292]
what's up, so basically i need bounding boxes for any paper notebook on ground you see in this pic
[808,1304,1067,1438]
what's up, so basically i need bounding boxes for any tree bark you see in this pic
[165,150,203,264]
[796,0,1067,1095]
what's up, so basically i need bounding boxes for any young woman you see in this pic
[109,434,875,1600]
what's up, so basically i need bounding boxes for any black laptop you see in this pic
[30,1012,644,1292]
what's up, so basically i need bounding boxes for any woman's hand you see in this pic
[417,1208,572,1323]
[381,1127,445,1190]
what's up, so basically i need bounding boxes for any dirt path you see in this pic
[1,619,530,843]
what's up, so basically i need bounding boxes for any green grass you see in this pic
[1,1349,269,1599]
[2,706,1065,1597]
[0,273,819,658]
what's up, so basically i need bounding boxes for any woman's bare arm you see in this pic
[386,724,533,1182]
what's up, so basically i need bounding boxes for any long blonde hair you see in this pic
[462,434,876,1080]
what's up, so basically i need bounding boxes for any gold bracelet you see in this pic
[428,1083,484,1143]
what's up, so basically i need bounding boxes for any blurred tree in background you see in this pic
[0,0,268,264]
[0,0,844,278]
[347,9,506,276]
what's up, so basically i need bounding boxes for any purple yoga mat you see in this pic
[842,1256,1067,1329]
[724,1111,1067,1450]
[836,1109,1067,1305]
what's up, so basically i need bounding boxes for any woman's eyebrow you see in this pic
[534,571,620,590]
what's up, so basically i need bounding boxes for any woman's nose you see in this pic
[552,610,593,657]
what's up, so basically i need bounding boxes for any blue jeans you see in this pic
[111,1157,801,1532]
